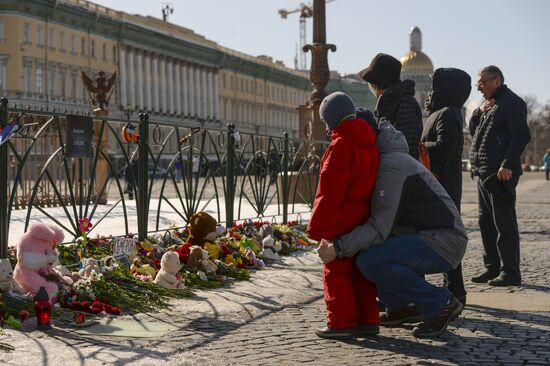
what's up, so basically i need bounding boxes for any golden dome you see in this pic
[400,51,434,73]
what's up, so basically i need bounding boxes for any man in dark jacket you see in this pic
[421,68,471,305]
[358,53,423,159]
[469,65,530,287]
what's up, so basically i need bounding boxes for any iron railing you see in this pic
[0,97,329,258]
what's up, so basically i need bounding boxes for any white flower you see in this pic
[197,271,208,281]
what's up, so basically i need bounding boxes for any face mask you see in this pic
[424,92,433,113]
[368,83,378,97]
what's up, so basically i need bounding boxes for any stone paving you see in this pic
[1,174,549,365]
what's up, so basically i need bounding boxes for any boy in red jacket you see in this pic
[308,92,380,339]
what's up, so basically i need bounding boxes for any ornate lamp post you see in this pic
[302,0,336,141]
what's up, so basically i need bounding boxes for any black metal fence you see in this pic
[0,97,329,258]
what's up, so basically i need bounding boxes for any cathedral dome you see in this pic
[400,51,434,73]
[400,26,433,74]
[400,26,433,120]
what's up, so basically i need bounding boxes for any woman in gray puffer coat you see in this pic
[421,67,471,306]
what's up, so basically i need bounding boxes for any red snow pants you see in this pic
[323,256,379,329]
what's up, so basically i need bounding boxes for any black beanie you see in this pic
[358,53,402,89]
[319,92,356,130]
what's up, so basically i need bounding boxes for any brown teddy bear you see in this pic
[187,212,218,246]
[186,246,218,273]
[177,212,222,263]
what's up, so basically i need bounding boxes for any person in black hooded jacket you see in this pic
[421,68,472,306]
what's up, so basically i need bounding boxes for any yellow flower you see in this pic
[204,242,221,259]
[224,255,237,267]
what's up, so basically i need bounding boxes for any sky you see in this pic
[92,0,550,108]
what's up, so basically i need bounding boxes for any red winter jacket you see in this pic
[307,118,379,241]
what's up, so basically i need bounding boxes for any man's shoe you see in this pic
[315,327,355,340]
[411,296,463,338]
[355,324,379,338]
[380,305,426,326]
[471,271,499,283]
[487,275,521,287]
[456,295,466,307]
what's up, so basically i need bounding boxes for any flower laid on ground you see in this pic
[3,216,311,352]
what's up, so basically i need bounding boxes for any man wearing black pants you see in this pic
[469,65,530,287]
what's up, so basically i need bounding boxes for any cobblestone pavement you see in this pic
[1,174,549,365]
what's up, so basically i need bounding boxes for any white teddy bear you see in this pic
[154,251,184,290]
[261,235,281,260]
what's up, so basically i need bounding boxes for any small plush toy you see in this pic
[13,222,65,299]
[154,251,184,290]
[0,259,14,293]
[187,246,218,273]
[261,235,281,260]
[246,249,265,268]
[78,258,99,279]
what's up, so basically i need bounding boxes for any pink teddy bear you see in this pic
[13,222,65,300]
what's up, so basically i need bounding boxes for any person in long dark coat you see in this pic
[421,67,471,306]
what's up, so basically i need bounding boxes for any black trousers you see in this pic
[444,263,466,299]
[477,177,521,280]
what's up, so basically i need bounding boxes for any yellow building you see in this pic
[0,2,118,112]
[0,0,310,137]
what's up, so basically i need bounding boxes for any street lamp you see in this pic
[302,0,336,142]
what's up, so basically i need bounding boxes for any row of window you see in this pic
[23,61,95,102]
[221,97,298,129]
[221,73,306,106]
[22,22,116,62]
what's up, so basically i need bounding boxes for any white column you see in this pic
[136,50,144,110]
[181,63,189,115]
[144,53,152,111]
[119,45,127,107]
[213,72,220,120]
[207,70,214,119]
[127,47,135,108]
[159,57,167,113]
[152,55,159,113]
[167,59,175,114]
[201,68,208,119]
[194,67,201,118]
[188,65,195,116]
[174,61,181,115]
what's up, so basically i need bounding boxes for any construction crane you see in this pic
[279,0,336,70]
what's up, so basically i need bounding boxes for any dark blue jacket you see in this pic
[469,85,530,179]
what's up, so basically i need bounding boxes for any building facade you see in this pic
[0,0,310,137]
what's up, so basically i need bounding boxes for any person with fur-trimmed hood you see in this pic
[308,92,380,340]
[421,67,472,306]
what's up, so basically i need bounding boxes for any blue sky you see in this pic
[93,0,550,107]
